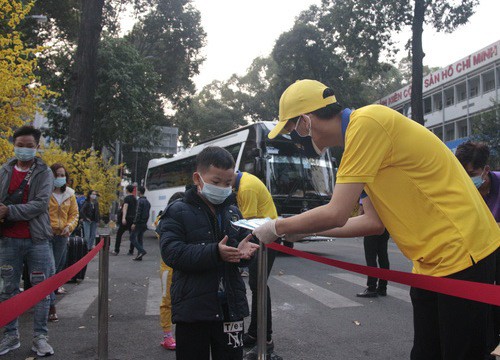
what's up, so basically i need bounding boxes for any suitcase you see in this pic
[66,236,88,282]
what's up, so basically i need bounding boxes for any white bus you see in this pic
[144,122,336,233]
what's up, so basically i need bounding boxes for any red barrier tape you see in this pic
[267,242,500,306]
[0,240,104,328]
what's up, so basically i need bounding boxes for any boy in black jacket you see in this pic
[159,146,259,360]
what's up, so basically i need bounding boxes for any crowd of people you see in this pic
[0,125,151,357]
[1,75,499,360]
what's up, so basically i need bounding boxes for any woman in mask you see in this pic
[81,189,100,251]
[48,163,79,322]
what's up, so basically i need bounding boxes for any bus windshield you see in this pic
[266,139,334,198]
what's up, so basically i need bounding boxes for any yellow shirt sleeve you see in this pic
[336,113,392,184]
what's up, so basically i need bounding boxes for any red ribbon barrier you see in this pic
[267,242,500,306]
[0,240,104,328]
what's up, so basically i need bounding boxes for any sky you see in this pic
[190,0,500,91]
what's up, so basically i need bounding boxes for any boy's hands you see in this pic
[218,236,243,263]
[238,234,259,259]
[218,235,260,262]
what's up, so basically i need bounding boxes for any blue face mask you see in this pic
[199,175,232,205]
[54,177,66,188]
[14,147,37,162]
[471,174,485,188]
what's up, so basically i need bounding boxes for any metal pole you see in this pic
[98,235,110,360]
[256,243,268,360]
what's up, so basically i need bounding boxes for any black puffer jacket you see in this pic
[159,187,252,323]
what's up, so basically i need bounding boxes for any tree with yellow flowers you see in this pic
[40,143,122,218]
[0,0,55,164]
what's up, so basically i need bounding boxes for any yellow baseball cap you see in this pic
[268,79,337,139]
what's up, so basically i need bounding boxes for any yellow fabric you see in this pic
[236,172,278,220]
[49,189,79,235]
[160,260,173,332]
[336,104,500,276]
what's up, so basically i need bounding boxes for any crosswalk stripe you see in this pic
[273,275,362,309]
[146,277,162,315]
[329,273,411,303]
[56,280,99,318]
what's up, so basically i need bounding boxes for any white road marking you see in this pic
[273,275,362,309]
[330,273,411,303]
[145,277,162,315]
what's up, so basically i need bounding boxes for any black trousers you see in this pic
[410,251,496,360]
[363,229,390,290]
[247,247,276,341]
[113,219,134,253]
[176,320,244,360]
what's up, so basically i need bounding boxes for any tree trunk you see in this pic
[410,0,426,125]
[68,0,105,151]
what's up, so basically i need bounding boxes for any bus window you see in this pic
[224,143,242,163]
[268,154,333,198]
[145,156,196,191]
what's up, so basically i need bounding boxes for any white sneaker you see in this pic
[32,334,54,357]
[0,334,20,356]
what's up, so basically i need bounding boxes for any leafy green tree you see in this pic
[25,0,205,152]
[93,37,168,149]
[304,0,479,124]
[44,38,168,150]
[127,0,206,106]
[271,21,374,108]
[471,102,500,168]
[173,81,247,146]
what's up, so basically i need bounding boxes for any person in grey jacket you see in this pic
[0,126,55,357]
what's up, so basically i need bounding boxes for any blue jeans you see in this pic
[49,235,68,306]
[130,224,147,255]
[83,221,97,250]
[50,235,68,274]
[0,237,53,337]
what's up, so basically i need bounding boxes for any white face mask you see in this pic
[470,169,486,189]
[198,175,232,205]
[294,115,326,156]
[90,194,97,200]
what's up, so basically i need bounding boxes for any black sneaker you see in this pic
[133,251,147,261]
[127,251,134,256]
[377,288,387,296]
[243,333,256,348]
[356,288,378,298]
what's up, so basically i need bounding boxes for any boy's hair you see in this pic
[126,185,135,193]
[138,186,146,195]
[455,141,490,169]
[13,125,42,144]
[196,146,235,172]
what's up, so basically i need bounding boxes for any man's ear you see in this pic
[484,165,491,174]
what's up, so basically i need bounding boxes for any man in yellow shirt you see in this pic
[232,171,280,358]
[253,79,500,359]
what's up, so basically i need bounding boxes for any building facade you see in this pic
[378,40,499,150]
